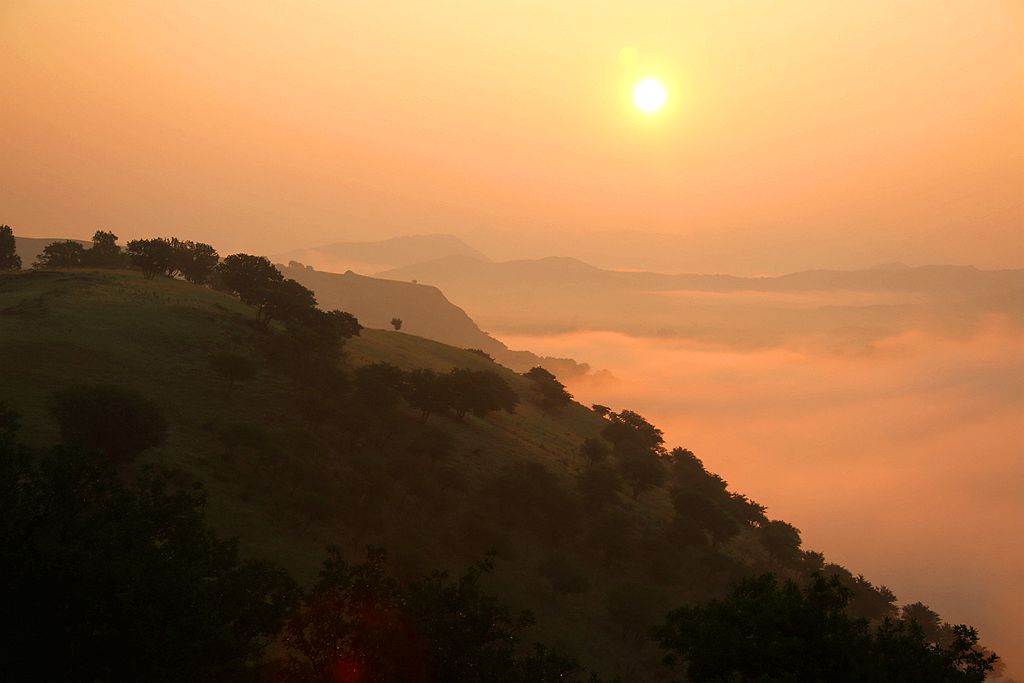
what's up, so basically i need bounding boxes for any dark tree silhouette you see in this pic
[0,438,297,682]
[126,237,176,278]
[217,253,285,314]
[522,366,572,411]
[49,384,168,465]
[390,317,403,330]
[34,240,85,268]
[616,450,666,499]
[173,239,220,284]
[601,409,665,456]
[670,489,739,549]
[355,362,409,413]
[261,278,318,327]
[438,368,518,420]
[761,519,803,567]
[0,225,21,270]
[83,230,124,267]
[402,368,444,422]
[654,573,998,682]
[483,461,579,542]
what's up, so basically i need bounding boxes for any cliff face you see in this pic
[281,263,503,351]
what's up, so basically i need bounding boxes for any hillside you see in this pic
[0,268,986,679]
[279,261,592,378]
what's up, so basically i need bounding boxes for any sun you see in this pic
[633,77,667,113]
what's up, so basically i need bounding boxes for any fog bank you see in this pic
[504,319,1024,673]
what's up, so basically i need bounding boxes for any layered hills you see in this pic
[0,265,963,679]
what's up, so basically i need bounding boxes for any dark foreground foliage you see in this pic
[0,404,597,682]
[653,573,998,683]
[0,430,297,681]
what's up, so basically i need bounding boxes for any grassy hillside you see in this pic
[280,261,592,378]
[0,267,932,679]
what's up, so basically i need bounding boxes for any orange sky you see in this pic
[1,1,1021,272]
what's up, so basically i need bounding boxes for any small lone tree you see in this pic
[49,384,168,465]
[390,317,403,331]
[0,225,21,270]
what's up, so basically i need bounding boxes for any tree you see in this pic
[390,317,403,331]
[523,366,572,411]
[402,368,444,422]
[34,240,85,268]
[261,278,317,327]
[654,573,998,682]
[126,237,176,278]
[0,438,297,681]
[217,253,284,310]
[761,519,803,567]
[670,489,739,550]
[601,409,665,456]
[482,461,580,542]
[209,351,257,396]
[438,368,518,420]
[83,230,124,267]
[0,225,21,270]
[49,384,168,465]
[355,362,408,413]
[173,239,220,284]
[285,308,362,358]
[616,450,665,499]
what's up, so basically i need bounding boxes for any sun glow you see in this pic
[633,78,667,113]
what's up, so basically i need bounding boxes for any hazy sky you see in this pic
[2,1,1021,272]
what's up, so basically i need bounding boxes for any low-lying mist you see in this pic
[504,316,1024,674]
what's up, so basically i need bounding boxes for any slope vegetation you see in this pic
[0,268,969,679]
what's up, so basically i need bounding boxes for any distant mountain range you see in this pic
[374,254,1024,346]
[273,234,489,275]
[14,236,90,267]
